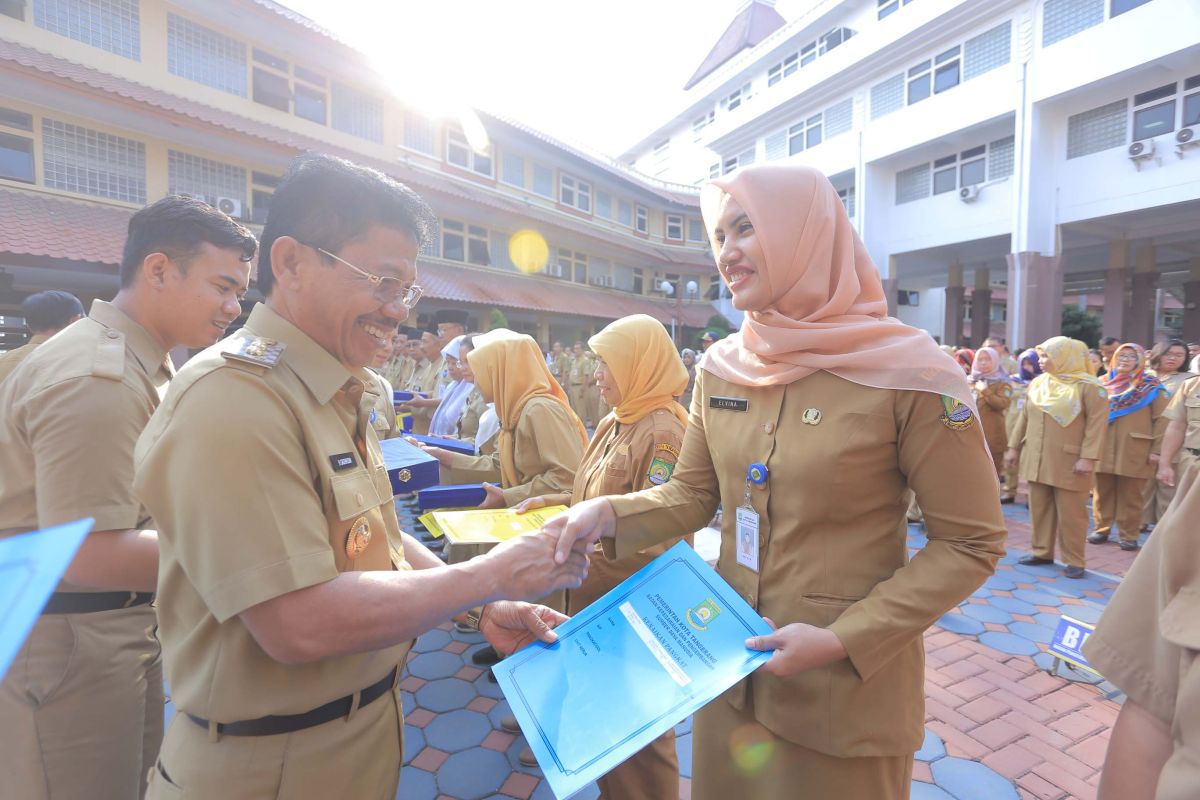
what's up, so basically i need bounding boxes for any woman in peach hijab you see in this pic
[546,165,1006,800]
[517,314,690,800]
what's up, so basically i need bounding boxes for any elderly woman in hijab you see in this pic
[1001,348,1042,503]
[516,314,690,799]
[1005,337,1109,578]
[970,346,1013,475]
[544,165,1005,800]
[1087,344,1169,551]
[421,329,587,508]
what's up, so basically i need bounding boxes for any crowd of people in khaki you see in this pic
[0,154,1196,800]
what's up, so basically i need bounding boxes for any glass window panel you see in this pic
[533,164,553,197]
[467,237,489,266]
[908,61,931,78]
[0,132,34,183]
[688,219,705,241]
[806,124,822,148]
[1184,93,1200,127]
[1042,0,1104,46]
[932,167,957,194]
[788,126,804,155]
[934,155,957,168]
[442,228,465,261]
[34,0,140,60]
[870,73,905,119]
[0,107,34,131]
[501,152,525,187]
[294,65,325,87]
[252,68,290,112]
[167,13,245,95]
[908,75,931,104]
[1132,100,1176,139]
[934,61,960,93]
[252,48,287,71]
[935,46,960,64]
[167,150,246,208]
[596,190,611,218]
[962,145,986,159]
[42,118,145,203]
[1067,99,1127,158]
[1134,83,1176,107]
[960,158,986,186]
[331,82,383,142]
[403,112,435,154]
[617,199,632,226]
[1111,0,1153,16]
[964,22,1011,80]
[294,84,326,124]
[896,163,930,204]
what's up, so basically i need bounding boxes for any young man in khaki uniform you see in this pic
[401,328,443,434]
[0,196,257,800]
[1156,374,1200,488]
[567,341,592,424]
[378,326,413,388]
[1083,464,1200,800]
[134,155,588,800]
[548,340,570,388]
[0,290,84,385]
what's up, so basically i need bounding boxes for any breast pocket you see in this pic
[330,470,383,521]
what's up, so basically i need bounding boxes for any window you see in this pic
[665,214,683,241]
[250,171,278,224]
[692,110,714,141]
[988,136,1015,179]
[42,118,145,203]
[466,224,489,265]
[420,219,439,258]
[635,205,647,234]
[721,84,751,112]
[963,22,1011,80]
[895,163,930,204]
[787,115,822,155]
[765,130,787,161]
[632,268,644,295]
[799,41,817,66]
[687,218,706,242]
[824,98,853,138]
[1,0,25,19]
[837,186,856,217]
[907,60,932,105]
[294,67,327,125]
[0,107,32,131]
[1111,0,1153,16]
[442,219,465,261]
[252,67,290,112]
[595,190,612,219]
[652,139,670,158]
[877,0,916,19]
[871,73,905,119]
[168,150,246,214]
[767,53,798,86]
[934,46,961,94]
[1043,0,1104,47]
[559,174,591,212]
[501,152,525,187]
[167,13,245,96]
[819,27,855,54]
[1132,83,1176,140]
[402,111,435,154]
[617,199,632,226]
[34,0,140,60]
[1067,99,1127,158]
[1184,84,1200,127]
[960,145,986,186]
[932,155,957,194]
[532,164,553,197]
[331,82,383,143]
[445,128,492,176]
[558,249,587,284]
[0,132,34,184]
[722,156,738,174]
[708,163,721,179]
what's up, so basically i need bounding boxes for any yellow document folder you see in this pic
[423,506,569,544]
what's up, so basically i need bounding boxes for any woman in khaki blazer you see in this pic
[1141,338,1193,528]
[1005,337,1108,578]
[545,165,1006,800]
[1001,349,1041,503]
[969,347,1014,474]
[1089,344,1168,551]
[518,314,690,800]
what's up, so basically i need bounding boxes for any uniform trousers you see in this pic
[1092,473,1145,543]
[148,680,403,799]
[0,604,162,800]
[692,692,913,800]
[568,384,588,423]
[1027,482,1089,567]
[1002,411,1021,497]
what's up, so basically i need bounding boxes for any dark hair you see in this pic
[257,154,435,296]
[1148,338,1187,370]
[22,290,84,333]
[1100,336,1120,347]
[120,196,257,288]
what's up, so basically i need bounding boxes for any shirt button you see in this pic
[763,422,775,434]
[106,330,119,339]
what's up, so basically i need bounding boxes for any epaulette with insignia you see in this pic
[222,336,285,368]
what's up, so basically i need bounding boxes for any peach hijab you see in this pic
[699,164,975,412]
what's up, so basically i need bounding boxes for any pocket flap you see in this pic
[331,470,382,521]
[1129,432,1155,440]
[1161,587,1200,649]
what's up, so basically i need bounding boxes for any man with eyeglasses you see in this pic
[133,154,589,799]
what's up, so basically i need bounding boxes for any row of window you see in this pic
[1067,75,1200,159]
[1043,0,1156,48]
[895,137,1015,205]
[711,96,853,181]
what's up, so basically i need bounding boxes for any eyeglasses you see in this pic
[300,241,423,308]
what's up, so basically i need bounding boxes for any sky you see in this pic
[280,0,810,158]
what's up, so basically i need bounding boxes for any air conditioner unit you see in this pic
[545,262,563,278]
[216,196,244,218]
[1128,139,1156,170]
[1176,127,1198,157]
[958,185,980,203]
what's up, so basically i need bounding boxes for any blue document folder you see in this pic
[0,518,93,679]
[417,483,487,512]
[494,541,773,799]
[407,433,476,456]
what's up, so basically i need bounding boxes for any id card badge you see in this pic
[735,505,760,572]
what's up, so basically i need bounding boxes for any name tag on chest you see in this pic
[710,395,749,412]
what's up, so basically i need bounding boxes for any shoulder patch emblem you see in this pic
[223,336,285,368]
[647,456,675,485]
[939,395,975,430]
[654,441,680,458]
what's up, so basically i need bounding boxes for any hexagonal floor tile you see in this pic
[415,678,476,713]
[424,708,492,752]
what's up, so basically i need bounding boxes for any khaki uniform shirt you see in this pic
[1165,375,1200,451]
[443,396,584,506]
[604,369,1006,757]
[368,369,399,440]
[1008,381,1109,490]
[1155,370,1193,397]
[456,386,486,442]
[133,303,411,722]
[380,354,413,389]
[405,358,441,432]
[0,302,171,592]
[549,353,571,385]
[1096,393,1169,478]
[1083,467,1200,800]
[0,333,50,386]
[568,354,593,386]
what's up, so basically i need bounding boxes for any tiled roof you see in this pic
[0,187,716,326]
[684,0,786,90]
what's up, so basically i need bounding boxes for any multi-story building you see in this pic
[0,0,722,354]
[625,0,1200,349]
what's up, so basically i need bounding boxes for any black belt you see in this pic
[41,591,154,614]
[186,666,399,737]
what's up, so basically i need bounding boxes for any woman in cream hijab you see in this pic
[545,164,1006,800]
[422,328,587,508]
[518,314,690,800]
